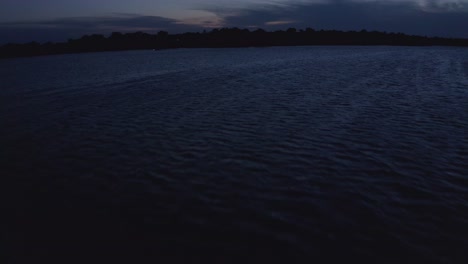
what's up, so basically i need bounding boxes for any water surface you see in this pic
[2,46,468,263]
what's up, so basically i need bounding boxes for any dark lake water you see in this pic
[2,46,468,263]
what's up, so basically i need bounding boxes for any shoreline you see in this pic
[2,28,468,59]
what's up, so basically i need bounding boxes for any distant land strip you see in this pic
[1,27,468,58]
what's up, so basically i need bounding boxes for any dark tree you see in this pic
[1,27,467,59]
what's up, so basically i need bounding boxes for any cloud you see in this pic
[206,0,468,37]
[1,0,468,43]
[0,14,203,43]
[265,20,297,25]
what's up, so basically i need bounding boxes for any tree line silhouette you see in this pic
[1,27,467,58]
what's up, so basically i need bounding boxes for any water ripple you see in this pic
[2,46,468,263]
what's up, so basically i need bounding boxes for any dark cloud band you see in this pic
[1,1,467,43]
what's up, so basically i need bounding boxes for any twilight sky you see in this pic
[1,0,467,43]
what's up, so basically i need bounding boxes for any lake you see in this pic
[2,46,468,263]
